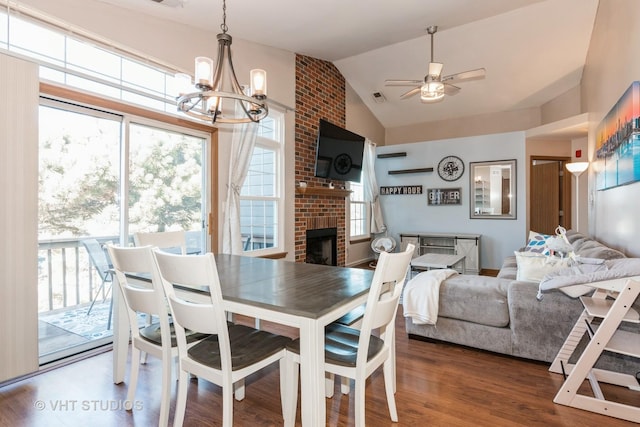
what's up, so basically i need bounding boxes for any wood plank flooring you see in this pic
[1,310,637,426]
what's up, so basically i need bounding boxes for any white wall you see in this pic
[376,132,527,269]
[581,0,640,256]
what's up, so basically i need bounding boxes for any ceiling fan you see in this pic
[385,26,486,103]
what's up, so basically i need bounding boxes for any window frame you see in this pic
[348,178,370,241]
[239,109,285,256]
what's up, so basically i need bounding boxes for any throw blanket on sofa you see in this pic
[403,269,458,325]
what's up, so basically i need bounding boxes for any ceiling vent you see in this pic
[372,91,386,104]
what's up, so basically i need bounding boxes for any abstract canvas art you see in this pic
[595,81,640,190]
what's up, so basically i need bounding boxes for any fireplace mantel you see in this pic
[295,186,351,197]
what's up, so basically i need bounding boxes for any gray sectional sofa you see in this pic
[404,230,640,373]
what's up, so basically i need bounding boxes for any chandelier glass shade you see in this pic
[175,1,268,124]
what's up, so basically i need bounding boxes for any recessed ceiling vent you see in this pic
[372,91,386,103]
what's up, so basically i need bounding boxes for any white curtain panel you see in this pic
[222,122,258,254]
[363,139,386,233]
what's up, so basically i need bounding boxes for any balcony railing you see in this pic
[38,236,119,313]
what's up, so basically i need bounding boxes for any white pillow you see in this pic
[514,251,571,283]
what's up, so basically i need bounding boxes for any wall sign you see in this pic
[427,188,462,205]
[380,185,423,195]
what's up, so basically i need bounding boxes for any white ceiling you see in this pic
[95,0,599,129]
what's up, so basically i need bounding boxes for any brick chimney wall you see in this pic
[294,54,347,265]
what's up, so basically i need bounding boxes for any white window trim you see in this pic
[240,108,285,256]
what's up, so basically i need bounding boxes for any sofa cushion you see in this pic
[523,230,552,254]
[514,251,571,283]
[439,275,511,328]
[566,231,626,260]
[497,255,517,280]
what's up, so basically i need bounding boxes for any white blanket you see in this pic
[402,269,458,325]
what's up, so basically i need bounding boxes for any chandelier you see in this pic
[175,0,268,124]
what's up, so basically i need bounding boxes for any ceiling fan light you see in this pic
[428,62,443,77]
[421,81,444,102]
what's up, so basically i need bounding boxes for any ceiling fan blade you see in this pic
[400,87,421,99]
[442,68,486,84]
[385,79,423,86]
[428,62,443,78]
[443,84,461,96]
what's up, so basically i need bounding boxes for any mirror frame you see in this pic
[469,159,517,219]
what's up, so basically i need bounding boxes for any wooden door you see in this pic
[530,159,569,235]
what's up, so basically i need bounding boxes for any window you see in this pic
[0,6,181,115]
[240,111,284,253]
[349,179,369,239]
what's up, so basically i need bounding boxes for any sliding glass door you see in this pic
[127,122,207,254]
[37,99,209,364]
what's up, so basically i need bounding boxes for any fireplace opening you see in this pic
[305,227,337,266]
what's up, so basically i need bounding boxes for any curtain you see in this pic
[362,139,386,234]
[222,122,258,254]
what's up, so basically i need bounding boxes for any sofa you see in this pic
[404,230,640,373]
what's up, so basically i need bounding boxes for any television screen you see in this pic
[314,119,365,182]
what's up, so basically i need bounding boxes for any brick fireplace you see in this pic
[294,54,348,265]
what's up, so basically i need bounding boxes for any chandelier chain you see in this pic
[220,0,228,34]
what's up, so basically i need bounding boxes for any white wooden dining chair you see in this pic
[134,230,187,254]
[284,244,414,427]
[107,244,208,427]
[152,250,292,427]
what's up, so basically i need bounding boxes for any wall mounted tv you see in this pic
[314,119,365,182]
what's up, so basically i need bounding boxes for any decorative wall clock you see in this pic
[437,155,464,181]
[334,153,353,175]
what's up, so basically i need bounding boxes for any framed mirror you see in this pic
[469,159,516,219]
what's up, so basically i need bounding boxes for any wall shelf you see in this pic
[377,152,407,159]
[295,186,351,197]
[388,167,433,175]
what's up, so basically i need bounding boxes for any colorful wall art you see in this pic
[595,81,640,190]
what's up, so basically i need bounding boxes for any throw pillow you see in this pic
[514,251,571,283]
[524,231,551,255]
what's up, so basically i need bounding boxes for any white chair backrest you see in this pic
[134,230,187,254]
[357,244,414,364]
[153,251,229,338]
[107,244,170,340]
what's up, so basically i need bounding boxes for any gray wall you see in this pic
[376,131,526,270]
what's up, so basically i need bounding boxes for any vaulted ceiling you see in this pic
[96,0,599,129]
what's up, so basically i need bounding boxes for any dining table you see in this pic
[112,253,374,426]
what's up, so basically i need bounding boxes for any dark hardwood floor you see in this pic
[0,310,637,426]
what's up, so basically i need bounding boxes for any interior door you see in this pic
[530,159,570,234]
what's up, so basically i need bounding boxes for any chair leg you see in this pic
[383,358,398,422]
[340,375,351,395]
[234,379,245,401]
[158,352,172,427]
[126,346,141,406]
[107,294,114,331]
[354,378,366,427]
[173,368,189,427]
[86,277,108,316]
[325,372,335,398]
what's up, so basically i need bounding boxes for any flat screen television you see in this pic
[314,119,365,182]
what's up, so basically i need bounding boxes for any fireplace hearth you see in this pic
[305,227,337,266]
